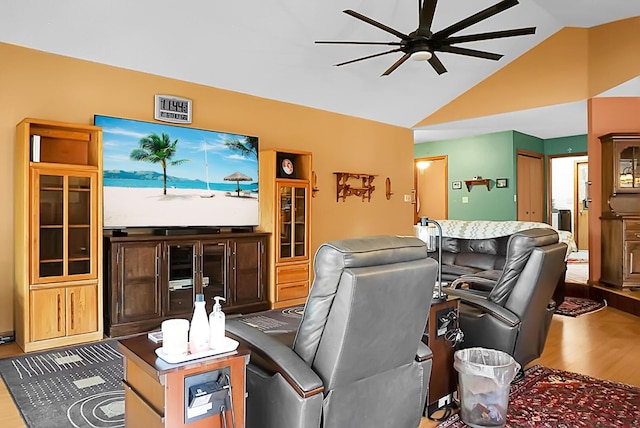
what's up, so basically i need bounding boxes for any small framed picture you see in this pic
[276,153,298,178]
[496,178,508,188]
[452,181,462,190]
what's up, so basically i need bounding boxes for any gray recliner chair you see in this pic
[226,235,439,428]
[447,228,567,369]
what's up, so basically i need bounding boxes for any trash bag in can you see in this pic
[453,348,521,428]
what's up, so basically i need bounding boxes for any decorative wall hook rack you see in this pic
[334,172,376,202]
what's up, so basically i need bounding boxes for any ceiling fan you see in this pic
[316,0,536,76]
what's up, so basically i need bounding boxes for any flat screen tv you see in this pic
[94,115,259,229]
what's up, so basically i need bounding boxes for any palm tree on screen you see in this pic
[224,135,258,159]
[130,132,189,195]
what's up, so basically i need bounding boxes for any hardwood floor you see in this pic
[1,306,639,428]
[0,342,25,427]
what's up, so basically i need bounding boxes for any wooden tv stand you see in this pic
[119,334,249,428]
[104,231,270,337]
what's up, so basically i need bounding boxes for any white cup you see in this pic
[162,318,189,356]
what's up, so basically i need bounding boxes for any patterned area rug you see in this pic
[439,365,640,427]
[555,296,607,317]
[0,340,124,428]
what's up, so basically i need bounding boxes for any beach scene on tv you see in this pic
[95,115,259,228]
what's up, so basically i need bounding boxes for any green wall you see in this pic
[544,134,588,156]
[414,131,581,221]
[414,131,517,220]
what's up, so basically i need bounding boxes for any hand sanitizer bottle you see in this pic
[209,296,226,349]
[189,294,210,354]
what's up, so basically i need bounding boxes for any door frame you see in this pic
[574,160,589,249]
[414,155,448,225]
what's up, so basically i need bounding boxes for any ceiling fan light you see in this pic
[411,50,433,61]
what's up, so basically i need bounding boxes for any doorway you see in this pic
[549,154,589,285]
[414,156,447,224]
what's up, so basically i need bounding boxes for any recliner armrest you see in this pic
[446,288,520,327]
[416,341,433,362]
[226,319,324,399]
[450,275,496,292]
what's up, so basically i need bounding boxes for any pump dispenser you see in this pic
[189,293,210,354]
[209,296,226,349]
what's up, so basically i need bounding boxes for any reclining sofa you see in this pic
[417,220,571,305]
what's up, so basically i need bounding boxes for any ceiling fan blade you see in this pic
[428,53,447,74]
[445,27,536,44]
[343,10,411,40]
[334,48,403,67]
[418,0,438,33]
[433,0,519,39]
[437,45,503,60]
[315,40,403,46]
[382,52,411,76]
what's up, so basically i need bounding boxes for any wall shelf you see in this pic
[464,179,490,191]
[334,172,376,202]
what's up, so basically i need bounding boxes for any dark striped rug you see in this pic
[0,340,123,428]
[555,296,607,317]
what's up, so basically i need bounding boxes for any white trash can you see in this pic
[453,347,520,428]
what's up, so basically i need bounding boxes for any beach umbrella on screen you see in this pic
[224,171,253,197]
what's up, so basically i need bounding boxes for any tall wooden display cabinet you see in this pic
[600,132,640,289]
[258,149,312,308]
[14,118,103,352]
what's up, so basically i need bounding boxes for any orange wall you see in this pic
[416,17,640,127]
[0,42,417,333]
[588,18,640,96]
[587,97,640,283]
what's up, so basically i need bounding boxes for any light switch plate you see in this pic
[462,197,469,203]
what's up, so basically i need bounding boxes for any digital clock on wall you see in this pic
[154,94,192,124]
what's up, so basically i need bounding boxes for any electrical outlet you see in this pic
[438,395,452,409]
[404,194,411,202]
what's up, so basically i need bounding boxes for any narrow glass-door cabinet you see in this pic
[15,118,103,352]
[258,149,312,309]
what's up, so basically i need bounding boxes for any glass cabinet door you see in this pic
[33,169,96,282]
[68,176,92,275]
[201,241,227,312]
[166,242,196,315]
[293,187,307,257]
[278,183,308,262]
[617,144,640,192]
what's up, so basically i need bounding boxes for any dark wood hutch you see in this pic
[600,132,640,288]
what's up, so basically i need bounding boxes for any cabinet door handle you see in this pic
[57,294,62,332]
[70,292,75,331]
[156,256,160,278]
[635,233,640,239]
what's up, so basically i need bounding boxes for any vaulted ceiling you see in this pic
[1,0,639,142]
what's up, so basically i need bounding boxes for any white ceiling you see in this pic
[1,0,638,143]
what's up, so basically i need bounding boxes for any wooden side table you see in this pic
[423,296,459,414]
[118,335,249,428]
